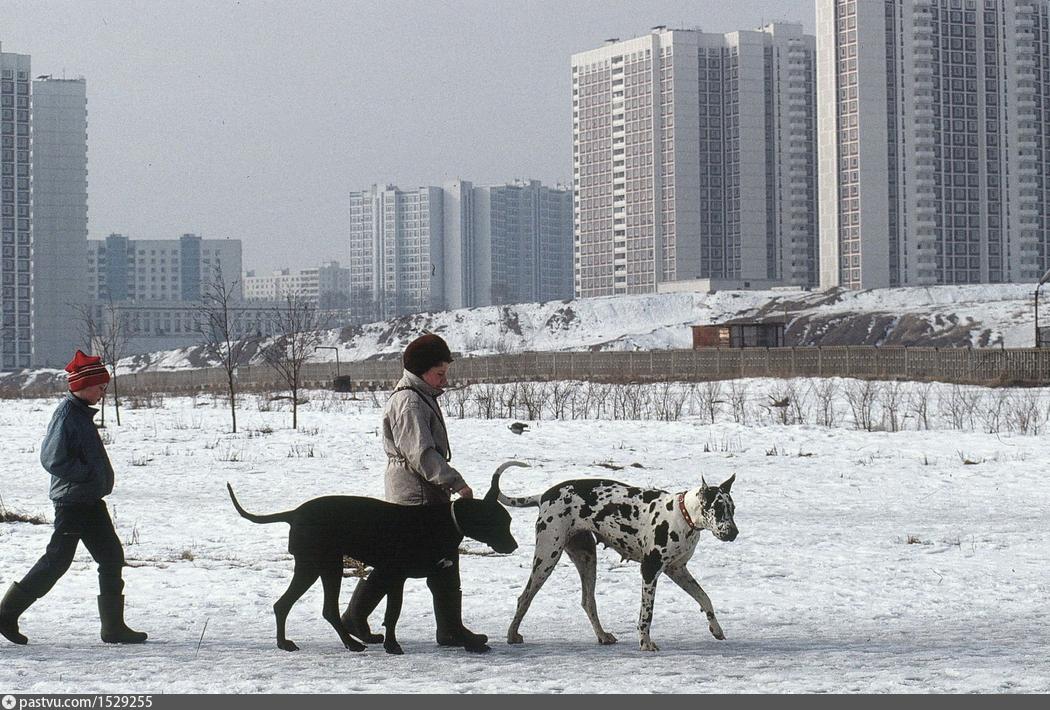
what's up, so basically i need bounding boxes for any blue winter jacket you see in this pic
[40,392,115,505]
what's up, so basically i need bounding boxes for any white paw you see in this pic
[597,631,618,645]
[639,638,660,652]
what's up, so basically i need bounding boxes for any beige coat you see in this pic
[382,370,467,506]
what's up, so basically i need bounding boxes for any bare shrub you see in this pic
[979,388,1010,434]
[472,383,500,419]
[727,380,750,425]
[1007,389,1046,435]
[879,381,907,432]
[810,379,838,427]
[844,379,882,431]
[549,381,578,420]
[938,383,980,431]
[693,380,724,424]
[515,382,547,421]
[907,382,934,430]
[652,382,688,422]
[445,385,471,420]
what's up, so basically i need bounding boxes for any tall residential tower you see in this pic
[572,24,818,298]
[817,0,1050,289]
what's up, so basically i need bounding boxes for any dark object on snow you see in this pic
[227,461,526,655]
[508,422,530,435]
[332,375,354,392]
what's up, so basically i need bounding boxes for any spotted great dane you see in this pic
[499,474,737,651]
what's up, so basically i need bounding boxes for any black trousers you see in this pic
[19,500,126,599]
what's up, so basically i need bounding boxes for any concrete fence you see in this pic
[112,346,1050,395]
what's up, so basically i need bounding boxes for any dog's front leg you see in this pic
[664,565,725,640]
[382,579,406,655]
[638,550,664,651]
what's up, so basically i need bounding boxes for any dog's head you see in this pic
[453,461,529,554]
[699,474,738,542]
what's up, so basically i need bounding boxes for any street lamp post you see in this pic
[1036,268,1050,347]
[314,346,341,378]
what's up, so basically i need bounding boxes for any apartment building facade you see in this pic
[572,24,818,298]
[348,180,572,323]
[243,261,350,308]
[817,0,1050,289]
[87,233,242,302]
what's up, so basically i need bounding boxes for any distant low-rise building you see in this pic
[87,233,242,302]
[243,261,350,307]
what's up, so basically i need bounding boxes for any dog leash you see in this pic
[449,498,464,536]
[677,492,702,531]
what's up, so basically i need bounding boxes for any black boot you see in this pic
[340,576,384,644]
[0,582,35,645]
[97,595,147,644]
[433,588,489,653]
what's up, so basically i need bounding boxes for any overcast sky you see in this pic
[4,0,814,273]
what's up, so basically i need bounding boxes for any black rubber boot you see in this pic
[433,589,489,653]
[0,582,35,645]
[340,576,384,644]
[97,595,148,644]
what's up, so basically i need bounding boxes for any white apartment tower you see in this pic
[32,77,89,369]
[817,0,1050,289]
[1,46,32,370]
[349,181,572,323]
[349,185,446,323]
[572,25,818,298]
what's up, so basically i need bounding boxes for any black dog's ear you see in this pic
[720,474,736,492]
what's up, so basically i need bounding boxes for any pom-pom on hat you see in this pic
[65,350,111,392]
[402,334,453,378]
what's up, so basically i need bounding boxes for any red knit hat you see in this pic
[65,350,111,392]
[402,334,453,377]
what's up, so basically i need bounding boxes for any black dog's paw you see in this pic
[384,641,404,655]
[277,640,300,652]
[344,638,366,652]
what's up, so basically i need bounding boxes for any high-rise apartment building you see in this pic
[1,46,33,370]
[817,0,1050,289]
[32,77,89,369]
[348,180,572,323]
[475,180,574,305]
[87,233,242,302]
[1,44,88,370]
[572,24,818,298]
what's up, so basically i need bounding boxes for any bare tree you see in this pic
[72,298,134,427]
[263,292,331,429]
[196,264,254,433]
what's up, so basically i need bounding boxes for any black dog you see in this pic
[228,461,524,655]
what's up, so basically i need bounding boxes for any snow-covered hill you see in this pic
[127,283,1038,373]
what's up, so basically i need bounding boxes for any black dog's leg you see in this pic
[565,533,617,645]
[319,562,365,652]
[381,577,406,655]
[274,560,320,652]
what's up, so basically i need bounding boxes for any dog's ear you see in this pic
[720,474,736,493]
[701,474,708,490]
[485,460,530,503]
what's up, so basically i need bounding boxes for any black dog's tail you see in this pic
[227,483,295,525]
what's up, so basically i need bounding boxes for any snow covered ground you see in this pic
[1,381,1049,693]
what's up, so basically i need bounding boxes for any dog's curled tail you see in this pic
[227,482,294,525]
[497,493,543,508]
